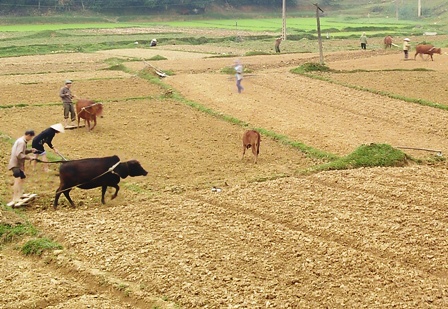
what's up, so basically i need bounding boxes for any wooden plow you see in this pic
[143,60,167,77]
[396,146,442,156]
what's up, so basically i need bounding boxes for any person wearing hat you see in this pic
[59,80,76,127]
[31,123,65,172]
[7,130,36,206]
[150,38,157,47]
[403,38,411,59]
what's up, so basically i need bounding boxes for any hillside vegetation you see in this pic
[0,1,448,23]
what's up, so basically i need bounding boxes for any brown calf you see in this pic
[242,130,261,163]
[414,44,442,61]
[76,99,103,131]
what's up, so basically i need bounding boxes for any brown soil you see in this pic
[1,36,448,308]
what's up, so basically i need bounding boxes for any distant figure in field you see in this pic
[150,38,157,47]
[384,36,393,49]
[403,38,411,59]
[59,80,76,127]
[275,36,283,53]
[360,32,367,50]
[234,59,244,94]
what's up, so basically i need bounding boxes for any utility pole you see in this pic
[282,0,287,40]
[418,0,422,17]
[395,0,399,19]
[314,3,324,64]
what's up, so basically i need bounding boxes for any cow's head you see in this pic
[128,160,148,177]
[115,160,148,178]
[435,48,442,54]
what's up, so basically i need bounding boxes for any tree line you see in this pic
[0,0,336,14]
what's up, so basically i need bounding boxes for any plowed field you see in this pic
[1,38,448,308]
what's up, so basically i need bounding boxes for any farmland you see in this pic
[1,23,448,308]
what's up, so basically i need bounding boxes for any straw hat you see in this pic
[65,80,72,84]
[50,123,65,133]
[404,38,410,41]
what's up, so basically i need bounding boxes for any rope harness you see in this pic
[80,103,102,115]
[56,161,121,194]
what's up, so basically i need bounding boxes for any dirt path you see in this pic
[1,44,448,308]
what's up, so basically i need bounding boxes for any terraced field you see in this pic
[1,37,447,308]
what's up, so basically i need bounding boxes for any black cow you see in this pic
[54,155,148,208]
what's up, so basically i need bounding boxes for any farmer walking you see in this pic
[7,130,36,206]
[234,59,244,94]
[60,80,76,127]
[32,123,65,172]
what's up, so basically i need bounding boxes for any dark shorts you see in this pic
[11,167,26,179]
[32,144,45,154]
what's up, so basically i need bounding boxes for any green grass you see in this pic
[157,17,418,34]
[291,62,331,74]
[148,55,168,61]
[308,143,410,173]
[0,221,38,244]
[21,237,63,256]
[0,15,442,59]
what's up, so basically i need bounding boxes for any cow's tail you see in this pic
[256,134,260,155]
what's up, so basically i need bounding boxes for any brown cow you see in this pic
[384,36,392,49]
[414,44,442,61]
[76,99,103,131]
[242,130,261,164]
